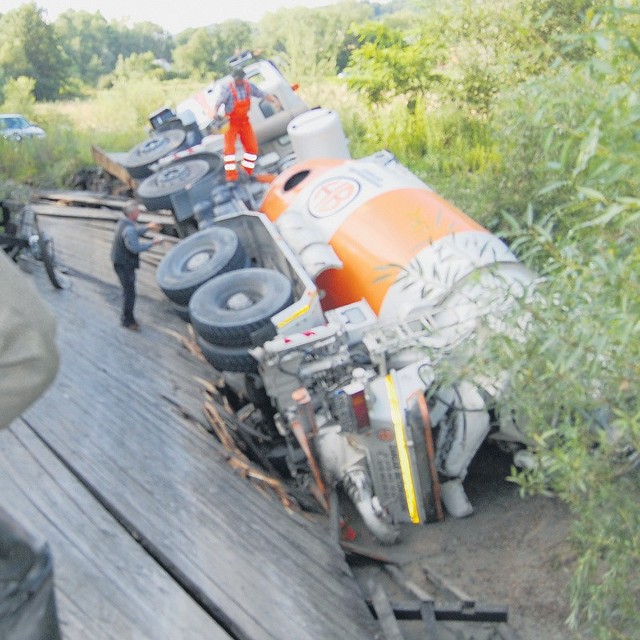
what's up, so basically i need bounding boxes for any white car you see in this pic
[0,114,46,141]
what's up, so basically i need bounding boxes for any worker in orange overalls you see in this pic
[213,67,278,182]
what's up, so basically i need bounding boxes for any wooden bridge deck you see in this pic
[0,211,381,640]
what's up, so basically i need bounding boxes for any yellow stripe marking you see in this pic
[274,292,318,329]
[385,374,420,523]
[275,304,310,328]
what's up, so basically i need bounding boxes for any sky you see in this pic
[1,0,350,34]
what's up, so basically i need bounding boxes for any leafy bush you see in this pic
[440,5,640,637]
[336,2,640,636]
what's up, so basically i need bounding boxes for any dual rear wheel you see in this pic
[157,227,293,373]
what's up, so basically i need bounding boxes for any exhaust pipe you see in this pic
[316,426,400,544]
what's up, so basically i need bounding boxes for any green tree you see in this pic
[345,21,445,112]
[54,9,173,89]
[0,75,36,116]
[257,1,372,79]
[110,20,173,62]
[0,2,68,100]
[54,10,118,87]
[105,51,168,85]
[172,21,253,80]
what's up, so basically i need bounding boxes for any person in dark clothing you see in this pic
[110,202,163,330]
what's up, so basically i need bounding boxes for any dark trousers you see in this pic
[114,263,137,326]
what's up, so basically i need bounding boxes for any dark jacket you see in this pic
[111,219,153,270]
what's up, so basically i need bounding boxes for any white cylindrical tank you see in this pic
[288,109,351,161]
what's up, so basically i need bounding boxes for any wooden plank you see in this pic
[92,145,137,190]
[37,189,130,209]
[25,316,369,637]
[19,212,380,640]
[0,422,231,640]
[422,562,475,607]
[381,565,441,639]
[33,202,174,226]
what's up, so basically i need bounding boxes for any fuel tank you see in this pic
[259,150,532,324]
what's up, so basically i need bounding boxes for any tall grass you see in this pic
[0,77,206,196]
[309,78,502,226]
[2,74,502,209]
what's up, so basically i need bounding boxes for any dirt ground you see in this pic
[340,442,576,640]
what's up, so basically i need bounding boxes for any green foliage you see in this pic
[0,2,68,100]
[0,75,206,192]
[256,1,372,80]
[54,10,116,87]
[112,19,173,62]
[104,52,168,85]
[568,475,640,639]
[88,77,188,136]
[172,21,254,80]
[0,76,37,116]
[335,2,640,636]
[0,116,86,188]
[0,5,173,95]
[426,3,640,636]
[345,21,445,111]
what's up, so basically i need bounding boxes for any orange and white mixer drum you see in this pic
[260,150,532,324]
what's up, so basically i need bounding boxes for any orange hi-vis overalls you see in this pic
[223,80,259,182]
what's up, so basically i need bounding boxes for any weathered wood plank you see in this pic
[91,145,137,190]
[18,212,380,640]
[33,202,173,227]
[25,311,372,638]
[0,422,231,640]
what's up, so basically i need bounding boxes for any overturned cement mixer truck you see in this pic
[145,98,535,544]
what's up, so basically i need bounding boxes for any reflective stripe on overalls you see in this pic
[224,80,259,181]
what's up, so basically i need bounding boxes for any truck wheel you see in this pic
[169,152,224,175]
[189,268,293,347]
[196,335,258,373]
[137,159,211,211]
[156,227,246,306]
[123,129,187,180]
[171,301,190,322]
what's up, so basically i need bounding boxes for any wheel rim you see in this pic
[155,227,244,306]
[125,129,186,169]
[137,137,169,155]
[185,250,213,272]
[156,164,191,187]
[226,292,254,311]
[137,159,211,198]
[188,268,294,347]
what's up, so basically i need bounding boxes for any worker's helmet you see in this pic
[231,67,246,80]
